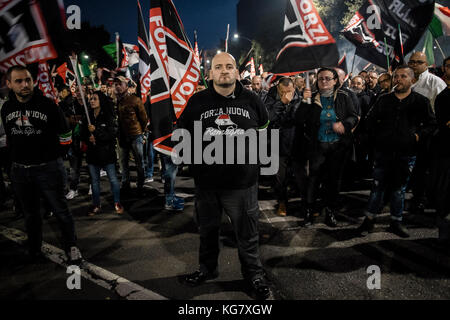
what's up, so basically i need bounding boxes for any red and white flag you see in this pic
[37,62,58,103]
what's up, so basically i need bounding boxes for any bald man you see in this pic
[409,51,446,111]
[177,52,271,300]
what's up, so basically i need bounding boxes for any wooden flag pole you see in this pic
[69,53,92,126]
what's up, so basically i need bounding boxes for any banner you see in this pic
[37,62,58,103]
[271,0,339,75]
[0,0,58,72]
[342,0,435,69]
[137,0,151,103]
[149,0,200,155]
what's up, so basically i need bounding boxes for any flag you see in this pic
[338,53,348,75]
[342,0,435,70]
[103,43,118,64]
[429,3,450,37]
[57,63,68,84]
[137,0,151,103]
[67,69,76,95]
[423,30,436,66]
[271,0,339,75]
[259,64,264,76]
[79,53,91,78]
[149,0,200,155]
[241,57,256,79]
[37,62,58,103]
[194,31,201,66]
[0,0,58,72]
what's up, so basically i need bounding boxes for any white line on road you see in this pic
[0,225,167,300]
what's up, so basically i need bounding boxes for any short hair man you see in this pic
[178,52,271,300]
[1,66,82,264]
[357,66,436,238]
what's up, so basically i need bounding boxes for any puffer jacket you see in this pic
[293,89,358,160]
[117,94,148,138]
[263,86,301,157]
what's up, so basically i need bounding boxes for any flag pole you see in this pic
[225,24,230,52]
[69,53,92,126]
[350,49,357,75]
[195,30,208,88]
[398,24,404,61]
[434,38,446,60]
[305,71,311,105]
[384,37,390,71]
[115,32,120,69]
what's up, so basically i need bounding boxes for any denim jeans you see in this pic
[88,163,121,206]
[11,159,77,254]
[161,154,178,202]
[194,184,264,280]
[366,152,416,221]
[120,134,145,188]
[144,133,154,178]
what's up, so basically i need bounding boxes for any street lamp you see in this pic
[217,50,222,54]
[233,33,252,44]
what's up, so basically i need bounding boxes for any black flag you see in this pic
[271,0,340,75]
[149,0,200,155]
[342,0,435,70]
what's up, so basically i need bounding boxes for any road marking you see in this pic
[0,225,167,300]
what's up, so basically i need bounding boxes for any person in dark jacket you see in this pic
[80,92,123,216]
[357,65,437,238]
[296,68,358,227]
[264,77,300,216]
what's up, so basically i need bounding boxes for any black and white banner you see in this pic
[342,0,435,69]
[271,0,339,75]
[149,0,200,155]
[0,0,58,72]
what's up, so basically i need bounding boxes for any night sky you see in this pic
[70,0,240,50]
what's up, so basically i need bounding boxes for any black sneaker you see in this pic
[324,207,338,227]
[303,208,315,227]
[249,276,271,300]
[388,221,410,238]
[356,217,376,236]
[183,269,219,287]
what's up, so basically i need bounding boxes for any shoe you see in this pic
[356,217,376,236]
[88,185,92,195]
[276,201,287,217]
[165,196,184,211]
[324,207,338,227]
[65,189,78,200]
[67,246,83,265]
[115,203,124,215]
[388,221,410,238]
[87,205,101,216]
[249,276,271,300]
[184,269,219,287]
[144,177,154,183]
[100,170,107,177]
[303,208,315,227]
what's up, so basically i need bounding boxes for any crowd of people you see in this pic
[0,50,449,300]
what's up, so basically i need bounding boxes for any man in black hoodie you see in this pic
[1,66,82,264]
[357,65,436,238]
[177,52,271,300]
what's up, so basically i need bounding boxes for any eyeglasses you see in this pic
[408,60,426,65]
[318,77,335,82]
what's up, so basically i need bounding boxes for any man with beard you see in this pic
[1,66,82,264]
[178,52,271,300]
[356,66,436,238]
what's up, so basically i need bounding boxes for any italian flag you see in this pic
[429,3,450,37]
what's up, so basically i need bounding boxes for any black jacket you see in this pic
[432,87,450,157]
[263,86,301,157]
[80,107,118,166]
[293,89,358,160]
[1,88,71,165]
[367,91,436,155]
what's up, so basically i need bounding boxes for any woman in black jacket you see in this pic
[81,92,123,215]
[294,68,358,227]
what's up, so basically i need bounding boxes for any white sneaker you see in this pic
[144,177,154,183]
[65,189,78,200]
[100,170,107,177]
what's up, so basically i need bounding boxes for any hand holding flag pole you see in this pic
[305,71,311,104]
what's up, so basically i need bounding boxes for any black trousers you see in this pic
[194,183,264,280]
[306,141,349,210]
[11,159,77,254]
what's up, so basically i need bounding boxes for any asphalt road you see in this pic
[1,163,449,301]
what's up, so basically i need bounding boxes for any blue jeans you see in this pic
[366,152,416,221]
[88,163,120,206]
[11,159,77,254]
[161,154,178,202]
[144,133,154,178]
[120,134,145,188]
